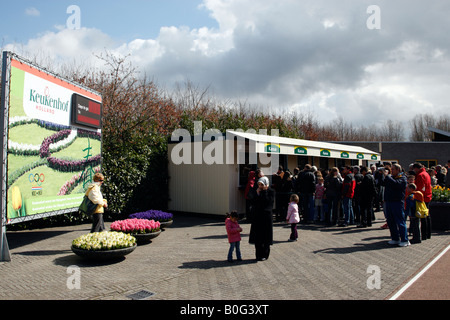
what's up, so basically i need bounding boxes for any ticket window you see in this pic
[279,154,288,171]
[319,157,329,170]
[416,159,437,168]
[297,156,308,170]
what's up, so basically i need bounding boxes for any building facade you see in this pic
[168,130,380,215]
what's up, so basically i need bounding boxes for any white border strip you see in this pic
[389,244,450,300]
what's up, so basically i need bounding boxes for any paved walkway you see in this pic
[0,212,448,301]
[390,243,450,300]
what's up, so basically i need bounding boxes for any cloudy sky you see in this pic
[2,0,450,130]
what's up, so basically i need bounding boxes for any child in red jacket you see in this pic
[226,211,243,262]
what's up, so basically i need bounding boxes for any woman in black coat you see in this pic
[249,177,274,261]
[324,167,343,225]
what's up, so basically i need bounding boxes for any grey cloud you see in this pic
[133,0,450,119]
[8,0,450,128]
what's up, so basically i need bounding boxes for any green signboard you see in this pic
[264,143,280,153]
[294,146,307,155]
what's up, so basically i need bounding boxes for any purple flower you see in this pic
[47,154,101,172]
[77,129,101,140]
[129,210,173,222]
[39,130,71,158]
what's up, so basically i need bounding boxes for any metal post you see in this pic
[1,51,11,261]
[1,226,10,262]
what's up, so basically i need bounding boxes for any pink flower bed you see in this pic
[110,218,161,234]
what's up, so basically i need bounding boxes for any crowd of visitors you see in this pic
[242,159,449,253]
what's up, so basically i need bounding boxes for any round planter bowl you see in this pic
[71,244,137,261]
[131,230,161,243]
[159,220,173,229]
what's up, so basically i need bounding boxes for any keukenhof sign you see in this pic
[0,52,104,261]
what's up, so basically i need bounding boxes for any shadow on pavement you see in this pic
[53,253,126,267]
[178,259,257,269]
[13,249,72,256]
[6,230,80,250]
[313,240,398,255]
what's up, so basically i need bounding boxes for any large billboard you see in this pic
[1,52,103,225]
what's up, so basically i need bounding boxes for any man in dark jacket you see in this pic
[381,164,409,247]
[358,166,377,228]
[372,165,383,212]
[435,165,446,187]
[272,166,284,221]
[353,166,364,223]
[324,167,342,225]
[296,164,316,222]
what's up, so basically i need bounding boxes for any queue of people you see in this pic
[266,164,372,228]
[237,159,446,260]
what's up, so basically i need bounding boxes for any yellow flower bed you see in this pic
[72,231,136,251]
[432,186,450,203]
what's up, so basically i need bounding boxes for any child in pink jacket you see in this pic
[226,211,242,262]
[286,194,300,241]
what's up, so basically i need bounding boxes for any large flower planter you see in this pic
[129,211,173,229]
[131,230,161,243]
[71,243,137,260]
[159,220,173,229]
[429,202,450,231]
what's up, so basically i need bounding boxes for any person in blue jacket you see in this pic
[381,164,409,247]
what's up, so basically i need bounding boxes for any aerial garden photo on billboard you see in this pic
[2,52,103,224]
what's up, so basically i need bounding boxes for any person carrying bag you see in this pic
[78,188,97,217]
[79,173,108,233]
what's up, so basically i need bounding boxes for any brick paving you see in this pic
[0,212,448,300]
